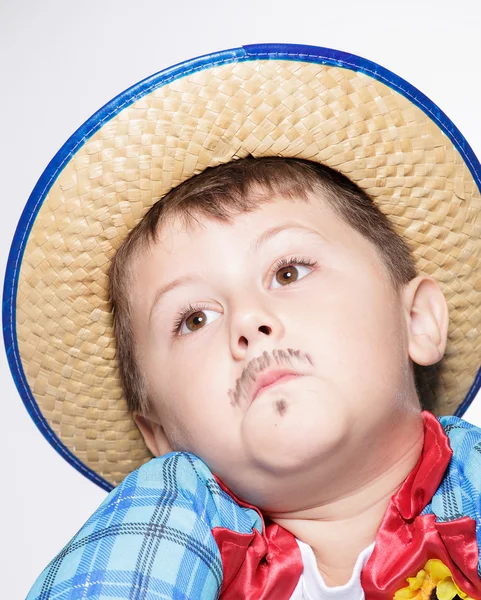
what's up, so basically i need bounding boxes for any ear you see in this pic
[402,275,449,366]
[133,413,174,457]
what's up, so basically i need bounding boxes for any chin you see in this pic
[241,393,349,474]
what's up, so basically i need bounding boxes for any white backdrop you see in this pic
[2,1,481,597]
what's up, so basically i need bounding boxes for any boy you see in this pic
[110,156,448,592]
[10,46,481,599]
[25,155,481,599]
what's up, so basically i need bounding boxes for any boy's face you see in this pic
[130,191,420,509]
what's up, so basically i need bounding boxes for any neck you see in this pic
[268,411,425,587]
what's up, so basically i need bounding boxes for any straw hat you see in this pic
[4,44,481,491]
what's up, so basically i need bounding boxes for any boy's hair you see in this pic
[109,156,423,416]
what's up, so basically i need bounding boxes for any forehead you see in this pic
[141,192,385,278]
[155,193,342,254]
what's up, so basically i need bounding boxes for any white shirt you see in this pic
[290,539,376,599]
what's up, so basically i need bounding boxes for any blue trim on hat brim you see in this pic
[4,43,481,491]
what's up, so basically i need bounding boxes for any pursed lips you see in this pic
[250,370,304,404]
[227,349,313,408]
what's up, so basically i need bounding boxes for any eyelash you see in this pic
[171,255,318,337]
[171,302,211,337]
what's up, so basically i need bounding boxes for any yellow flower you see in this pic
[393,559,475,600]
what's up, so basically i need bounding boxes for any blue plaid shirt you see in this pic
[26,415,481,599]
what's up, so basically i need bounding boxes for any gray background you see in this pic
[1,1,481,597]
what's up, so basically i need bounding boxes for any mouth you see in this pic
[251,370,303,404]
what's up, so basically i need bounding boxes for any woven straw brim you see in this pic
[16,60,481,487]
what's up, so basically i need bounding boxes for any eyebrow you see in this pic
[150,222,327,315]
[250,221,327,254]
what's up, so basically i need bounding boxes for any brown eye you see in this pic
[276,265,300,286]
[270,259,315,290]
[173,304,220,337]
[185,311,207,332]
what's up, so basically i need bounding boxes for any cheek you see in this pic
[148,349,240,446]
[307,278,406,386]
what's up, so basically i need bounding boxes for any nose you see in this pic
[229,305,284,360]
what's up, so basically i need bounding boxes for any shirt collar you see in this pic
[391,410,453,521]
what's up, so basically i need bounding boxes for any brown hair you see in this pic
[109,156,420,415]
